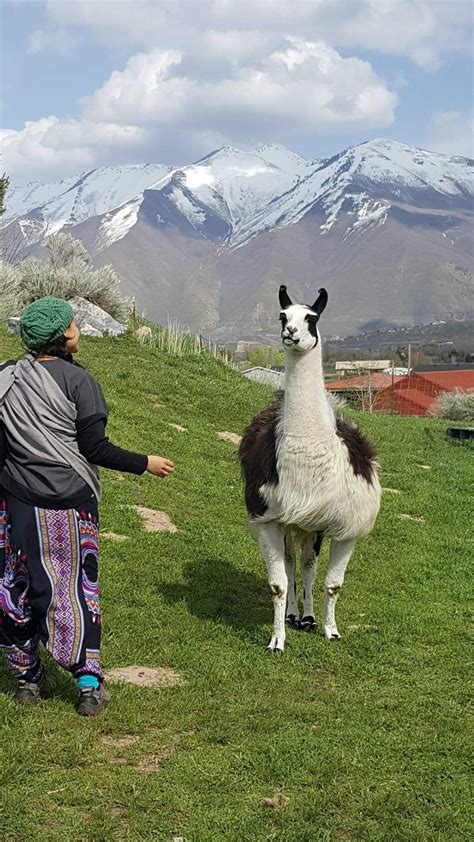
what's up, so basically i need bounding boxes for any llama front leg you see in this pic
[284,531,299,628]
[300,532,320,632]
[254,521,287,652]
[323,538,356,640]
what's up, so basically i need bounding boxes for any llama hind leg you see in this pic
[284,531,299,628]
[254,521,287,652]
[323,538,356,640]
[300,532,321,632]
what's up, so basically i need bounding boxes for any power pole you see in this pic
[408,343,412,373]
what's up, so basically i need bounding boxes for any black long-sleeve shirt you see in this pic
[0,358,148,509]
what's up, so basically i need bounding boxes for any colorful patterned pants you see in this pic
[0,490,103,683]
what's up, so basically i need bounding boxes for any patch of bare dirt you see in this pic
[263,793,289,810]
[137,736,179,772]
[130,506,178,533]
[397,513,425,523]
[99,734,139,748]
[104,665,183,688]
[217,431,242,445]
[100,532,129,542]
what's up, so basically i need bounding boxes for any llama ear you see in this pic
[279,285,293,309]
[311,288,328,318]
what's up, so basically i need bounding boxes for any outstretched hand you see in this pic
[146,456,175,477]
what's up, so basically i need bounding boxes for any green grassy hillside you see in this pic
[0,326,472,841]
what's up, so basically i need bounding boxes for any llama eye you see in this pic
[279,313,288,326]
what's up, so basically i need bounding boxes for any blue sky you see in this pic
[2,0,473,184]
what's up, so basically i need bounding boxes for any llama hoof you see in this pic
[286,614,300,628]
[300,615,316,633]
[267,635,285,652]
[324,626,341,641]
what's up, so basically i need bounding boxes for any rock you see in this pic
[7,317,20,335]
[80,322,102,337]
[135,325,153,339]
[69,296,126,337]
[7,298,126,339]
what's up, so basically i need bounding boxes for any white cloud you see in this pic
[84,40,396,131]
[429,110,474,158]
[4,37,397,183]
[45,0,473,69]
[28,28,79,56]
[1,116,147,184]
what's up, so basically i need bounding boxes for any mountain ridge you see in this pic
[2,139,473,338]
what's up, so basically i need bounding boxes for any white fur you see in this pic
[252,302,381,648]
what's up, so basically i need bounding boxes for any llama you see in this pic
[239,286,381,650]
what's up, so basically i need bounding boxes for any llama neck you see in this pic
[282,344,333,437]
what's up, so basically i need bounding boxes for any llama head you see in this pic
[278,285,328,353]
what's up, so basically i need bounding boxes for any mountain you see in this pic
[2,140,473,337]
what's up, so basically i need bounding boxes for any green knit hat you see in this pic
[19,296,74,352]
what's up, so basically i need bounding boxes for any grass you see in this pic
[0,325,472,841]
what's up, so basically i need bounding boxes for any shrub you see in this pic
[247,345,285,368]
[431,389,474,422]
[0,259,20,319]
[0,233,128,320]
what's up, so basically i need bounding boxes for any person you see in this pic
[0,296,174,716]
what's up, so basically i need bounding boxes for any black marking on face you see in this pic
[304,313,319,340]
[279,312,288,328]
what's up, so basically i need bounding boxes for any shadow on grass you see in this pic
[158,557,271,630]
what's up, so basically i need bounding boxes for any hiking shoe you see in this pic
[15,675,51,705]
[76,685,110,717]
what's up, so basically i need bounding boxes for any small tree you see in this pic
[0,173,9,217]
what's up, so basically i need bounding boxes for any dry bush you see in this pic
[0,233,128,320]
[431,388,474,422]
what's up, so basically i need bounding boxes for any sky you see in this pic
[2,0,473,185]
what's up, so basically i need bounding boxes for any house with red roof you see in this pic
[373,366,474,416]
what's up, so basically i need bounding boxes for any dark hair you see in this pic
[32,335,82,367]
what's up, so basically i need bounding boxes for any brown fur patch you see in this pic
[239,396,281,517]
[336,417,377,485]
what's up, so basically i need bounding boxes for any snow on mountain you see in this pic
[3,176,79,225]
[253,143,316,175]
[3,163,172,246]
[231,139,474,247]
[156,145,311,237]
[3,139,473,254]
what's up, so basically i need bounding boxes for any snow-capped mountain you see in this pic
[4,163,171,247]
[3,140,473,337]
